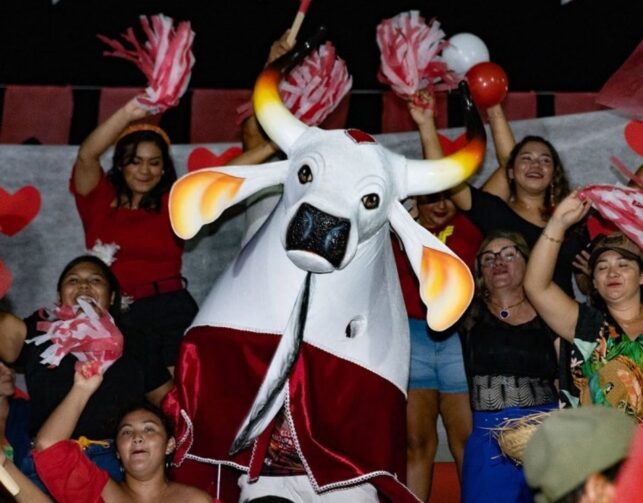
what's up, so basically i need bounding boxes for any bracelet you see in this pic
[541,230,563,243]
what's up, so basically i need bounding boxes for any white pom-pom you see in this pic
[87,240,120,266]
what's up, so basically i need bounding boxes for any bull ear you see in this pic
[389,201,474,331]
[170,161,289,239]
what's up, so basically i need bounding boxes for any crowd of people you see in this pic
[0,31,642,503]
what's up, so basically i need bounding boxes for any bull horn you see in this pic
[405,82,486,197]
[253,27,326,152]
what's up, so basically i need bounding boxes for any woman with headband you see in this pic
[72,99,198,376]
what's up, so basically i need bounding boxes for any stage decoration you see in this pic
[465,62,509,108]
[624,121,643,157]
[187,146,243,172]
[0,261,12,299]
[442,32,489,75]
[97,14,195,114]
[237,41,351,127]
[165,31,485,502]
[596,40,643,119]
[0,185,41,237]
[29,296,124,377]
[376,11,457,108]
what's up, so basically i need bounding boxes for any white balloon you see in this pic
[442,33,490,75]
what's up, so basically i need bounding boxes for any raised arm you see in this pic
[0,452,52,503]
[0,313,26,363]
[33,365,102,451]
[524,192,591,341]
[74,98,149,195]
[226,30,294,168]
[407,92,444,161]
[480,104,515,200]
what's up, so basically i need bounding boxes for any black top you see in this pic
[460,302,558,381]
[15,312,169,439]
[465,186,588,297]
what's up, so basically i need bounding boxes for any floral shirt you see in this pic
[566,303,643,420]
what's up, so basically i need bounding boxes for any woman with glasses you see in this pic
[460,230,559,503]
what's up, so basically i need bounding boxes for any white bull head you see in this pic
[170,46,486,455]
[171,64,485,331]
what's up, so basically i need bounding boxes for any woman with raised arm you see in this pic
[72,99,197,374]
[0,255,171,487]
[524,192,643,414]
[32,364,211,503]
[460,230,559,503]
[397,93,480,501]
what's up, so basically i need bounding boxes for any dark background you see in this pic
[0,0,641,91]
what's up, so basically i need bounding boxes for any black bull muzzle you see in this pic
[285,203,351,268]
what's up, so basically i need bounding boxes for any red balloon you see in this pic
[465,62,509,108]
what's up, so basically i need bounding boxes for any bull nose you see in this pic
[286,203,350,268]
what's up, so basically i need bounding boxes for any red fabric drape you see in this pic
[554,92,605,116]
[381,90,448,133]
[0,85,73,144]
[98,87,161,126]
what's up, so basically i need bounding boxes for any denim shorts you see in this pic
[408,317,468,393]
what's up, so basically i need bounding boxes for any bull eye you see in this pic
[361,193,380,210]
[297,165,313,184]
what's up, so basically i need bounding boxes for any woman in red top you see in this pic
[72,98,198,374]
[29,364,211,503]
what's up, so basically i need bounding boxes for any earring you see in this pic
[549,182,555,208]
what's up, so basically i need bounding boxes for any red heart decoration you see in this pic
[438,133,468,156]
[0,260,12,298]
[0,185,42,237]
[187,146,243,172]
[624,120,643,157]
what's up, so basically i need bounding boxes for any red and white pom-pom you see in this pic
[30,296,124,376]
[279,41,352,126]
[376,10,457,106]
[97,13,195,114]
[579,183,643,250]
[237,41,352,126]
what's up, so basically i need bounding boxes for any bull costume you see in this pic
[165,38,486,502]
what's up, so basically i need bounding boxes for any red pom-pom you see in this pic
[465,62,509,108]
[97,14,195,114]
[376,11,458,106]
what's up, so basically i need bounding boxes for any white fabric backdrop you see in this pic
[0,110,639,318]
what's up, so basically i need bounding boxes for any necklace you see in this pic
[487,297,526,320]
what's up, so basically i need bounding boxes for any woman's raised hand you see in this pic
[122,97,150,122]
[550,191,591,231]
[73,362,104,394]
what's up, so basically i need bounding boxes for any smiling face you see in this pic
[116,409,175,480]
[416,193,457,230]
[478,237,527,293]
[121,141,164,205]
[508,140,555,195]
[592,250,643,305]
[58,261,114,310]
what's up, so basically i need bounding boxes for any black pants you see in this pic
[120,288,198,368]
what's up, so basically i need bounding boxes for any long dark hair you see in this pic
[57,255,122,319]
[107,130,177,212]
[506,135,570,219]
